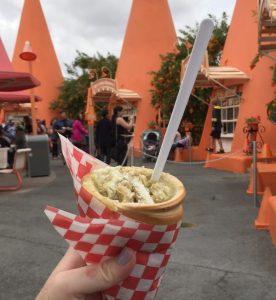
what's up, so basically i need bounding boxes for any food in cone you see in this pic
[82,166,185,225]
[44,136,187,300]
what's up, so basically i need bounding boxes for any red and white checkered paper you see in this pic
[45,135,181,300]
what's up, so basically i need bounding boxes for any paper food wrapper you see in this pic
[45,135,182,300]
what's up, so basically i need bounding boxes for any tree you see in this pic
[50,51,118,118]
[150,13,229,144]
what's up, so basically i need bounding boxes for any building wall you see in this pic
[220,0,276,152]
[115,0,178,150]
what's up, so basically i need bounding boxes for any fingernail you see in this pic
[116,248,132,266]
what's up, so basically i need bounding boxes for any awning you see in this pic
[258,0,276,52]
[0,71,41,92]
[0,91,41,104]
[91,78,141,103]
[204,66,249,81]
[114,89,141,101]
[181,53,249,88]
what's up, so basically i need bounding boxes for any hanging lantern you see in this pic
[19,41,37,61]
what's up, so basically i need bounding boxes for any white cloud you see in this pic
[0,0,235,74]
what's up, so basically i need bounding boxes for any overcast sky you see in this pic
[0,0,236,74]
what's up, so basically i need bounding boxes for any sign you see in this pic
[91,78,116,96]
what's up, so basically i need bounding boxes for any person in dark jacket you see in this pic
[206,99,224,153]
[23,115,32,134]
[95,109,113,164]
[53,111,72,158]
[111,105,134,166]
[7,125,27,167]
[0,125,10,148]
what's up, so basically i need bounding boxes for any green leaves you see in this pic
[50,51,118,118]
[150,13,229,144]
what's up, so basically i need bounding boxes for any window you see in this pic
[221,95,241,137]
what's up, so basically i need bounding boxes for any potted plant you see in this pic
[245,115,261,124]
[267,100,276,124]
[245,116,261,144]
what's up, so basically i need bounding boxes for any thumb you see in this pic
[51,248,136,299]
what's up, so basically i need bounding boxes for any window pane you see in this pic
[228,122,234,133]
[234,107,239,119]
[233,97,240,105]
[222,109,227,120]
[227,108,234,120]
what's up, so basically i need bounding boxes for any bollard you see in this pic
[253,141,259,207]
[88,125,95,155]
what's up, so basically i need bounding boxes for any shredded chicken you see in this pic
[90,166,174,203]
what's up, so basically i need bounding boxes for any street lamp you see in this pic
[85,81,96,154]
[19,40,37,135]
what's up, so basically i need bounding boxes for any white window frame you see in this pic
[221,97,240,138]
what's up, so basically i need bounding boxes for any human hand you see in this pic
[36,246,136,300]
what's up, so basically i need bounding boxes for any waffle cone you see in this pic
[82,166,186,225]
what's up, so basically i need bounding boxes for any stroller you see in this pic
[141,130,161,162]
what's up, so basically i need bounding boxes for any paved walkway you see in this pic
[0,159,275,299]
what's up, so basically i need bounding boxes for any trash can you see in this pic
[26,134,50,177]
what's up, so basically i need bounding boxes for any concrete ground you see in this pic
[0,158,276,299]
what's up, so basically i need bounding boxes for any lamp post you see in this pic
[85,85,96,154]
[19,41,37,135]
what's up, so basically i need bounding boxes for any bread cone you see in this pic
[82,166,186,225]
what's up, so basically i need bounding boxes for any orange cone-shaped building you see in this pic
[221,0,276,153]
[0,37,13,72]
[203,0,276,172]
[116,0,178,149]
[12,0,63,126]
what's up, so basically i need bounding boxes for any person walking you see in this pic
[111,105,134,166]
[95,109,113,164]
[53,111,72,157]
[71,112,88,151]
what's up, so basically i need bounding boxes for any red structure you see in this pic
[0,37,40,122]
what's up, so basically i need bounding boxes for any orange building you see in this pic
[12,0,63,126]
[220,0,276,153]
[115,0,178,149]
[192,0,276,173]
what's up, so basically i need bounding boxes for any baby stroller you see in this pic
[141,130,161,162]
